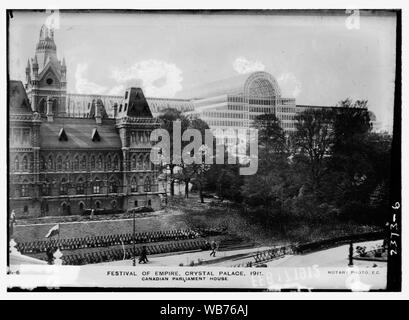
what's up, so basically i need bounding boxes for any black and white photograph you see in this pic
[4,6,402,294]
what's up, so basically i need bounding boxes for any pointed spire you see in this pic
[26,59,30,70]
[32,55,38,66]
[36,24,56,51]
[39,24,54,40]
[61,57,67,72]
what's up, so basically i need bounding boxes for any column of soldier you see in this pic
[16,229,202,254]
[62,239,210,265]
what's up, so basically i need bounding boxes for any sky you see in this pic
[8,10,397,131]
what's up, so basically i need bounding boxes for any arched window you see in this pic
[73,155,80,171]
[56,155,63,171]
[131,154,137,170]
[22,129,30,145]
[97,155,103,170]
[40,156,46,171]
[113,155,120,170]
[81,155,87,171]
[61,202,70,215]
[93,177,101,194]
[130,177,138,193]
[137,154,143,170]
[64,155,70,171]
[144,176,151,192]
[109,178,118,193]
[111,200,117,209]
[60,178,68,195]
[21,155,28,171]
[106,155,112,171]
[42,180,50,196]
[95,201,101,209]
[52,99,58,115]
[90,155,95,170]
[79,202,85,212]
[144,154,150,170]
[76,177,85,195]
[47,155,53,171]
[14,156,19,171]
[38,99,46,114]
[21,180,30,197]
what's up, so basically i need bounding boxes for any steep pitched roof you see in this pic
[38,60,61,81]
[40,118,121,150]
[119,88,153,118]
[9,81,33,114]
[175,73,250,99]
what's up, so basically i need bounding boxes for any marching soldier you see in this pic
[138,246,149,264]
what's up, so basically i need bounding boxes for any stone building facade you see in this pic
[9,25,161,218]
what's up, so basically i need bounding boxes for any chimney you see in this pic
[95,100,102,125]
[32,56,38,80]
[25,59,31,87]
[113,103,118,118]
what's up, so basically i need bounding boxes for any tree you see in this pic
[292,108,335,194]
[253,113,287,156]
[158,108,190,196]
[210,161,244,202]
[182,118,211,199]
[241,114,290,216]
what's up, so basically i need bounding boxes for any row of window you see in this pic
[280,99,295,106]
[248,99,273,105]
[12,154,33,172]
[227,96,244,103]
[12,153,154,173]
[40,154,120,172]
[39,198,151,215]
[130,131,151,144]
[24,198,139,215]
[277,106,296,113]
[14,176,152,197]
[278,114,295,121]
[228,105,246,111]
[130,153,153,170]
[203,111,246,119]
[249,106,274,113]
[207,120,246,127]
[11,128,31,146]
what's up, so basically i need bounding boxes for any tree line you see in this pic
[158,99,392,227]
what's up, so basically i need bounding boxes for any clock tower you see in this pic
[25,24,67,118]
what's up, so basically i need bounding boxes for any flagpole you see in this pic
[133,210,136,266]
